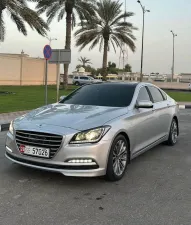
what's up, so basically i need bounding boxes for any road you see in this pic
[0,110,191,225]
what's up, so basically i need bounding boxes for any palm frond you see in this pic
[46,3,61,24]
[10,12,27,35]
[1,0,49,40]
[110,12,134,26]
[75,0,137,54]
[19,7,49,36]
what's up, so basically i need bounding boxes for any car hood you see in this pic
[14,103,127,131]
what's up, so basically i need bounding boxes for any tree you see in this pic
[78,56,92,67]
[107,61,118,74]
[76,64,83,70]
[85,65,96,76]
[75,0,137,80]
[124,63,132,72]
[35,0,96,89]
[0,0,48,42]
[108,61,116,68]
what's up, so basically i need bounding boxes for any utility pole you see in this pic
[170,30,177,82]
[137,0,150,82]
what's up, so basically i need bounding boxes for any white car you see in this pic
[73,76,101,86]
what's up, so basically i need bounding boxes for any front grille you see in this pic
[15,130,63,158]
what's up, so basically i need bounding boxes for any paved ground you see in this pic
[0,111,29,125]
[0,110,191,225]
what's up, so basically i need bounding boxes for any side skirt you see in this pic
[131,135,168,160]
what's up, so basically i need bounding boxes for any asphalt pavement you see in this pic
[0,110,191,225]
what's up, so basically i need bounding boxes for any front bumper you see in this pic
[5,131,111,177]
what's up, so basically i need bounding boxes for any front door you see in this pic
[132,86,159,154]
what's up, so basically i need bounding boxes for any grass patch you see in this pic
[0,85,77,113]
[0,86,190,114]
[166,91,191,102]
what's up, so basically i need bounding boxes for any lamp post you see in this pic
[137,0,150,82]
[47,37,57,46]
[170,30,177,82]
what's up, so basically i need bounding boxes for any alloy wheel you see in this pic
[112,140,128,176]
[171,121,178,144]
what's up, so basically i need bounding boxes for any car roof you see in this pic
[88,82,139,87]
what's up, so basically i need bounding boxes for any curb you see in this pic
[179,105,191,109]
[0,105,191,132]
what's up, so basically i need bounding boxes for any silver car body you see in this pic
[5,82,179,177]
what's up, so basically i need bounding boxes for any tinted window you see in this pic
[148,86,164,103]
[137,87,151,101]
[74,76,78,79]
[80,77,88,80]
[160,90,167,100]
[60,84,136,107]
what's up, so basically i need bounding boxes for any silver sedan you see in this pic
[5,82,179,181]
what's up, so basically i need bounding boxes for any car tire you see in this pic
[167,119,178,146]
[105,135,129,181]
[75,81,80,86]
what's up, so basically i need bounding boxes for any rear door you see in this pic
[80,76,89,85]
[147,86,171,138]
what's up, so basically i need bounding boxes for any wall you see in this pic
[0,54,57,85]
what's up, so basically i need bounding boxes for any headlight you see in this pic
[70,126,111,144]
[9,121,14,134]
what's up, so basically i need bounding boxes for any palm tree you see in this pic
[0,0,48,42]
[75,0,137,80]
[35,0,96,89]
[78,56,92,67]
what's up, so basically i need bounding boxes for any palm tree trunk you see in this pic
[102,39,108,80]
[63,12,72,89]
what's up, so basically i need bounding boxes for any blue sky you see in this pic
[1,0,191,74]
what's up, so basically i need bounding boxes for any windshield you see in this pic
[88,77,94,80]
[60,83,136,107]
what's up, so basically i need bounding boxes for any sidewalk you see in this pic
[0,102,191,131]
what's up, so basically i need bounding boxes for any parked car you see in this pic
[188,83,191,91]
[5,82,179,181]
[73,75,101,86]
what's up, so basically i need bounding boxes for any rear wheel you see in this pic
[75,81,80,86]
[167,119,178,146]
[106,135,129,181]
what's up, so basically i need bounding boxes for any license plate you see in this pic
[20,145,50,158]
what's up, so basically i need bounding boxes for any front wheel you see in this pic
[105,135,129,181]
[167,119,178,146]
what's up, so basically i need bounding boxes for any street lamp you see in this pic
[137,0,150,82]
[47,37,57,46]
[170,30,177,82]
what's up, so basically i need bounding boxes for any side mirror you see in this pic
[59,96,66,101]
[136,100,153,109]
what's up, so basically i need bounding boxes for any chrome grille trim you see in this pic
[16,134,62,143]
[15,130,63,159]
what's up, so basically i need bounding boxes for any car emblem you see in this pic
[37,124,42,128]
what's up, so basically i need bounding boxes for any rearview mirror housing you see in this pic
[136,100,153,109]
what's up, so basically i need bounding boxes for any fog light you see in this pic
[68,159,93,163]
